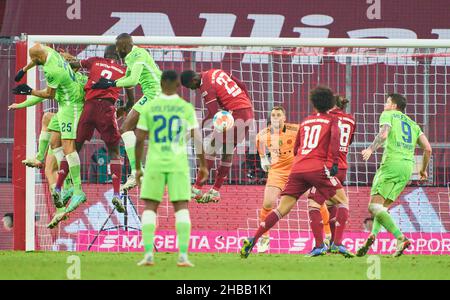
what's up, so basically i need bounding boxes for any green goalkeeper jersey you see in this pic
[43,46,84,104]
[379,109,423,164]
[116,46,162,98]
[136,93,198,173]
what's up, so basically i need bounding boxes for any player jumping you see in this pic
[44,45,136,223]
[356,93,432,257]
[181,69,255,203]
[307,95,356,253]
[240,86,354,259]
[12,43,87,212]
[135,70,208,267]
[92,33,162,192]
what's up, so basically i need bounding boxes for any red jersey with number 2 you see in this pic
[291,113,340,173]
[327,107,356,170]
[80,57,126,102]
[200,69,253,113]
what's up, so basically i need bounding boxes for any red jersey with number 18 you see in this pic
[291,112,340,173]
[80,57,126,102]
[200,69,253,113]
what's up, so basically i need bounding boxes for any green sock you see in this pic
[36,131,51,162]
[122,131,137,174]
[142,210,156,254]
[63,175,73,190]
[371,218,382,236]
[66,152,82,192]
[175,210,191,256]
[375,211,403,239]
[125,146,136,174]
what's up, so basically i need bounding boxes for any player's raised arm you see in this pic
[417,133,432,181]
[8,95,45,110]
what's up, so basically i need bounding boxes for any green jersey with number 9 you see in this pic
[136,94,199,173]
[379,110,423,164]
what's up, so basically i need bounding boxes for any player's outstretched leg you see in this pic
[121,130,137,191]
[329,191,354,258]
[193,155,215,202]
[64,149,86,213]
[356,234,376,257]
[200,156,232,203]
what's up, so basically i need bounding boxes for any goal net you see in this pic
[15,36,450,255]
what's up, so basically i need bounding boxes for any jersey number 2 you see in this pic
[216,72,242,97]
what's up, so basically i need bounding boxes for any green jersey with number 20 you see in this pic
[137,94,199,173]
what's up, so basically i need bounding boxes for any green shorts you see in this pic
[370,162,413,201]
[47,103,84,140]
[132,93,158,114]
[140,171,191,202]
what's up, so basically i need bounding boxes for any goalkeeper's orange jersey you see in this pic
[256,123,300,175]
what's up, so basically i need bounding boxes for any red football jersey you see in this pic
[200,69,253,115]
[80,57,126,102]
[291,113,340,173]
[326,107,356,170]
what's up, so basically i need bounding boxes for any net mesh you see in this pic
[28,43,450,254]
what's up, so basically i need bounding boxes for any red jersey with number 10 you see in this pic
[291,113,340,173]
[200,69,253,112]
[326,107,356,170]
[80,57,126,102]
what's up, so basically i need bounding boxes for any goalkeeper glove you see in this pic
[260,155,271,172]
[92,77,116,89]
[12,84,33,95]
[15,69,26,82]
[329,163,339,177]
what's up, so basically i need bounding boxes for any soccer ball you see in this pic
[213,110,234,132]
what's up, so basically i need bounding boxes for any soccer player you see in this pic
[48,45,135,219]
[92,33,162,192]
[181,69,255,203]
[307,95,356,252]
[255,106,300,252]
[240,86,354,258]
[356,93,432,257]
[134,70,208,267]
[12,43,87,212]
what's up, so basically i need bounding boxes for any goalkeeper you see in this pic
[357,93,432,257]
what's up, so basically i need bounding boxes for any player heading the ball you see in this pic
[181,69,255,204]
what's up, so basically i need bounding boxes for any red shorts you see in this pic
[308,169,347,203]
[213,107,255,153]
[280,167,343,204]
[76,99,121,147]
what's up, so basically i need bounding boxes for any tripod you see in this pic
[87,189,141,250]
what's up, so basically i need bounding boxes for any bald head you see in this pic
[115,33,133,59]
[29,43,48,65]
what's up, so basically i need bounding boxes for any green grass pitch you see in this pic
[0,251,449,280]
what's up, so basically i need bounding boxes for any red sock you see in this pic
[328,204,337,243]
[334,205,349,246]
[259,207,273,237]
[194,156,215,188]
[213,161,232,190]
[110,159,122,195]
[308,208,324,247]
[56,159,69,190]
[253,210,282,244]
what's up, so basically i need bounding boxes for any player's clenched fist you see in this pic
[12,84,33,95]
[8,103,20,110]
[92,77,116,89]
